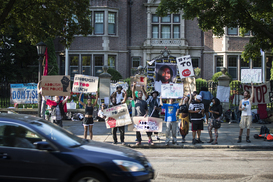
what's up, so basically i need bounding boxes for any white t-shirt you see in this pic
[98,110,104,118]
[116,92,124,104]
[241,99,252,116]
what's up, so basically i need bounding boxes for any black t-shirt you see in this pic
[210,104,222,119]
[134,98,148,116]
[179,104,188,113]
[147,97,160,117]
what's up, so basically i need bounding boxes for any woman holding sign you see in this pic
[79,92,98,140]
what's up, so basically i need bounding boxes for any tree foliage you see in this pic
[0,0,92,47]
[45,39,58,75]
[156,0,273,60]
[211,71,233,82]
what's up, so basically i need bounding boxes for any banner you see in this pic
[10,83,38,104]
[110,81,129,95]
[176,55,195,79]
[72,74,98,93]
[104,103,132,128]
[128,117,163,132]
[243,82,270,105]
[216,86,230,102]
[241,69,262,83]
[161,83,184,98]
[183,77,196,97]
[41,75,71,96]
[130,75,147,91]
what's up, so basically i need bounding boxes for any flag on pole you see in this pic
[43,48,48,76]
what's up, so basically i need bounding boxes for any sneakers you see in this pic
[121,142,125,145]
[207,139,214,143]
[192,138,197,145]
[113,141,117,144]
[136,142,141,146]
[154,136,160,140]
[196,138,204,144]
[165,142,169,146]
[246,136,251,143]
[148,139,154,146]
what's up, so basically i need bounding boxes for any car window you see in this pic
[0,123,43,149]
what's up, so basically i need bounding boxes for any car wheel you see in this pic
[71,171,107,182]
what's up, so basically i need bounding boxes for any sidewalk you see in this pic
[63,119,273,149]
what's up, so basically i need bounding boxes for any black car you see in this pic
[0,113,154,182]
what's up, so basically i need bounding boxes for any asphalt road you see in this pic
[135,149,273,182]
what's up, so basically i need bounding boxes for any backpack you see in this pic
[252,113,260,123]
[259,125,270,135]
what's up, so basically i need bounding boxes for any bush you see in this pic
[107,68,123,81]
[211,71,233,82]
[123,77,132,97]
[196,78,207,93]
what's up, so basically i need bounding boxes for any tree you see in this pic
[45,38,58,75]
[156,0,273,61]
[0,0,92,47]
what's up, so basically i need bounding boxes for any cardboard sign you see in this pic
[128,117,163,132]
[110,81,129,95]
[72,74,98,93]
[130,75,147,91]
[183,77,196,97]
[176,55,194,79]
[41,75,71,96]
[161,83,184,98]
[104,103,132,128]
[241,69,262,83]
[216,86,230,102]
[243,82,270,105]
[10,83,38,104]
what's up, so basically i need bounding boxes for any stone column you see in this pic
[217,67,231,114]
[99,65,112,107]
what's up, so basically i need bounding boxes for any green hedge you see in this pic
[211,71,233,82]
[107,68,122,81]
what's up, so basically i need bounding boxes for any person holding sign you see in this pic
[238,82,254,143]
[110,85,125,105]
[199,87,213,124]
[208,98,222,145]
[132,82,150,146]
[110,90,128,145]
[160,96,179,146]
[79,92,99,140]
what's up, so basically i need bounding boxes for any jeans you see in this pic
[165,121,177,144]
[41,100,47,119]
[53,120,63,127]
[112,126,125,142]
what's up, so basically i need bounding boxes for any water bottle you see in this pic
[210,102,213,107]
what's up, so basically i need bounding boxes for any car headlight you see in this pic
[113,160,145,172]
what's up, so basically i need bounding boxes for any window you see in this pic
[70,55,79,79]
[108,55,116,68]
[192,58,199,68]
[94,55,104,76]
[227,27,238,35]
[95,12,104,34]
[152,14,180,39]
[60,55,65,75]
[82,55,91,75]
[132,57,140,75]
[244,31,250,36]
[253,57,261,68]
[108,12,116,35]
[215,56,223,72]
[228,56,237,79]
[240,57,249,68]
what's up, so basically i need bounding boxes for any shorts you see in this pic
[240,115,252,129]
[83,117,94,126]
[203,99,210,112]
[191,119,204,131]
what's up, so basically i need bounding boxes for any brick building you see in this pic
[54,0,272,81]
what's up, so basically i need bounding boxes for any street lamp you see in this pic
[36,41,46,117]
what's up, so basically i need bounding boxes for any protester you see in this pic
[199,86,213,124]
[44,95,68,127]
[238,82,254,143]
[37,81,50,119]
[178,91,192,143]
[160,96,179,146]
[79,92,98,140]
[97,103,106,122]
[145,90,161,141]
[110,85,125,105]
[110,90,127,145]
[188,95,205,145]
[132,82,151,145]
[208,98,222,145]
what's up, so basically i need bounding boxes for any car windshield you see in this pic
[29,120,85,148]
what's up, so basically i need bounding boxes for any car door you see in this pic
[0,122,71,181]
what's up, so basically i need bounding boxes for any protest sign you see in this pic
[41,75,71,96]
[72,74,98,93]
[110,81,129,95]
[154,63,177,92]
[10,83,38,104]
[241,69,262,83]
[130,75,147,91]
[127,117,163,132]
[243,82,270,105]
[216,86,230,102]
[183,77,196,97]
[104,103,132,128]
[176,55,195,79]
[161,83,183,98]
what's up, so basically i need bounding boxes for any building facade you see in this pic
[54,0,272,81]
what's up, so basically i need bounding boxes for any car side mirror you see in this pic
[33,141,54,151]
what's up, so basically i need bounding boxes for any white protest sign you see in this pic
[128,117,163,132]
[176,55,194,79]
[104,104,132,128]
[216,86,230,102]
[241,69,262,83]
[161,83,184,98]
[72,74,98,93]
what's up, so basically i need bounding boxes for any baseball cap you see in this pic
[196,95,202,101]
